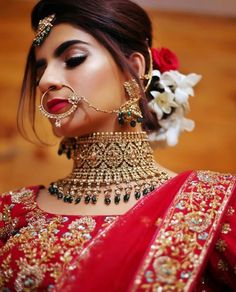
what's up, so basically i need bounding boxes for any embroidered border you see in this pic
[132,171,236,291]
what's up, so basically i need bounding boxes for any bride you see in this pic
[0,0,235,291]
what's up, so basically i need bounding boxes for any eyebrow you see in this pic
[54,39,90,57]
[35,39,90,70]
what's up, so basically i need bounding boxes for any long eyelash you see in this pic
[65,56,87,68]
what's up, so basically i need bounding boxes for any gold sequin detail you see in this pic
[226,206,235,216]
[218,259,229,272]
[215,239,227,252]
[221,223,231,234]
[133,170,236,291]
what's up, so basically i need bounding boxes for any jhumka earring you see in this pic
[38,85,83,127]
[118,79,143,127]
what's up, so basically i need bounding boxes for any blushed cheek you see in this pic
[70,57,125,111]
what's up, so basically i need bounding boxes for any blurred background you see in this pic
[0,0,235,192]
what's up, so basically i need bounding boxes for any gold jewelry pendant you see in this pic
[118,79,143,127]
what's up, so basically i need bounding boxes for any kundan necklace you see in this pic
[48,132,170,205]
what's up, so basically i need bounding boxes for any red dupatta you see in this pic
[55,170,236,291]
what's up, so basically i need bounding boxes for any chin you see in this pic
[50,113,118,138]
[51,121,93,138]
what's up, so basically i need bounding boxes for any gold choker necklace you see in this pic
[48,132,170,205]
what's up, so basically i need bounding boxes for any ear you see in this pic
[127,52,146,77]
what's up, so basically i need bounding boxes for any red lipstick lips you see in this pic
[47,98,70,114]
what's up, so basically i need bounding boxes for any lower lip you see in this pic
[48,101,70,114]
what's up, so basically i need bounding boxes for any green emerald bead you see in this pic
[118,112,124,118]
[75,197,81,204]
[150,185,155,192]
[85,195,91,204]
[135,192,141,200]
[130,120,136,127]
[104,197,111,205]
[64,196,73,203]
[63,196,68,202]
[114,195,121,205]
[92,196,97,204]
[48,185,56,194]
[118,117,125,125]
[143,188,149,196]
[66,150,71,159]
[124,194,130,202]
[58,148,63,156]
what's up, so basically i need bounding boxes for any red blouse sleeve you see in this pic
[205,187,236,290]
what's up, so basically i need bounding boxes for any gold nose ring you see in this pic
[38,85,82,127]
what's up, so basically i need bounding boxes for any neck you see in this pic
[49,131,170,205]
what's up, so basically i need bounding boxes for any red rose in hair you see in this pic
[151,47,179,73]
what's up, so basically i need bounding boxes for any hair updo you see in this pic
[18,0,158,140]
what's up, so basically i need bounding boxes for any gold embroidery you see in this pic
[0,187,115,290]
[221,223,231,234]
[0,254,13,287]
[0,188,37,239]
[155,218,162,226]
[101,216,117,228]
[153,256,180,284]
[0,215,97,290]
[226,206,235,216]
[133,170,236,291]
[218,259,229,272]
[215,239,227,252]
[0,205,18,239]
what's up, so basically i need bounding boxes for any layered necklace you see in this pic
[48,132,170,205]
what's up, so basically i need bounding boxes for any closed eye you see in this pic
[65,55,87,68]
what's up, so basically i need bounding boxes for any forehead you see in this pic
[35,23,98,58]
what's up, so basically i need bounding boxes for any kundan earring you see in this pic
[118,79,143,127]
[38,85,83,127]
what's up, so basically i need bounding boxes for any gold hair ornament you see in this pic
[33,14,56,46]
[140,48,153,92]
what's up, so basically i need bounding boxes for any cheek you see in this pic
[69,56,125,110]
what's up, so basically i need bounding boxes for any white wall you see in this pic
[132,0,236,17]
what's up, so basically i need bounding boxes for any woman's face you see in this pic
[35,23,129,137]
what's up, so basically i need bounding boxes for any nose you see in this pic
[38,63,63,93]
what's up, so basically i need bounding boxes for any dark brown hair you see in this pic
[18,0,158,141]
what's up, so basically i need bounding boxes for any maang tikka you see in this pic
[33,14,56,47]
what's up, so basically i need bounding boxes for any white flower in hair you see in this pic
[148,107,195,146]
[161,70,202,105]
[148,91,178,121]
[147,48,202,147]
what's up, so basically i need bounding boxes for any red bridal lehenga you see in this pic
[0,170,236,291]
